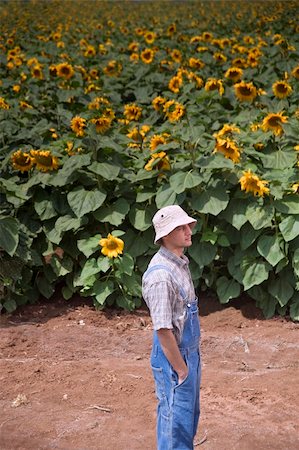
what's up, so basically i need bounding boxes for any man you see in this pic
[142,205,201,450]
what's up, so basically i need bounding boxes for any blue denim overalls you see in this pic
[144,265,201,450]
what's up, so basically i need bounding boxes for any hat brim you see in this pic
[154,218,197,244]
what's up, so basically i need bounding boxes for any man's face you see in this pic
[163,224,193,251]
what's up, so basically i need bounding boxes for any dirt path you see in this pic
[1,295,298,450]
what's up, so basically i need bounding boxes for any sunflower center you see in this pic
[239,86,253,96]
[268,116,281,126]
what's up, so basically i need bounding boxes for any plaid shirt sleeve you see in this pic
[144,279,175,331]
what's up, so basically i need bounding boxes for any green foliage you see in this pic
[0,0,298,320]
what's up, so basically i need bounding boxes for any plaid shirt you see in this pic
[142,246,196,344]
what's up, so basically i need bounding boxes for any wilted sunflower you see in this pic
[189,57,205,70]
[168,75,183,93]
[213,123,240,139]
[224,67,243,82]
[99,233,124,258]
[103,60,122,76]
[144,151,170,171]
[88,96,110,110]
[141,48,154,64]
[152,96,166,111]
[163,100,185,122]
[149,134,169,151]
[213,52,227,64]
[187,72,204,89]
[91,116,112,134]
[239,170,270,197]
[56,62,74,79]
[205,78,224,96]
[234,81,257,102]
[291,65,299,79]
[124,103,142,122]
[30,150,59,172]
[11,150,34,172]
[214,138,241,163]
[71,116,87,137]
[0,97,10,109]
[19,100,33,109]
[272,80,292,99]
[261,112,288,136]
[127,125,150,142]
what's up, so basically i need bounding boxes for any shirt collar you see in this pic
[158,246,189,267]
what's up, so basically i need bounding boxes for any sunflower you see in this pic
[239,170,270,197]
[91,116,112,134]
[144,151,170,171]
[213,52,227,63]
[170,49,182,63]
[30,150,59,172]
[0,97,10,109]
[124,103,142,122]
[272,80,292,99]
[127,125,150,142]
[149,134,169,151]
[99,233,124,258]
[205,78,224,96]
[31,64,43,79]
[214,138,241,163]
[291,65,299,79]
[128,41,139,52]
[167,23,176,36]
[224,67,243,82]
[84,45,96,57]
[103,60,122,76]
[213,123,240,139]
[261,112,288,136]
[144,31,156,44]
[168,75,183,93]
[231,57,247,68]
[152,96,166,111]
[130,53,139,62]
[141,48,154,64]
[19,100,33,109]
[187,72,204,89]
[234,81,257,102]
[56,62,74,80]
[189,57,205,70]
[88,96,110,110]
[163,100,185,122]
[70,116,87,137]
[291,183,299,193]
[11,150,34,172]
[202,31,213,42]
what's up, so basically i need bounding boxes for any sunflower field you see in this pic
[0,0,299,320]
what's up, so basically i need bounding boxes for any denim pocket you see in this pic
[151,366,171,422]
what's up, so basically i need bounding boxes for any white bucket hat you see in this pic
[152,205,197,244]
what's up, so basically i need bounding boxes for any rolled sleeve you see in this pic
[144,281,174,331]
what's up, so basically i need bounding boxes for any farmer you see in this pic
[142,205,201,450]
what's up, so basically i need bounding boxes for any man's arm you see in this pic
[157,328,188,384]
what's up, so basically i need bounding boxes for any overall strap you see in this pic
[143,264,187,300]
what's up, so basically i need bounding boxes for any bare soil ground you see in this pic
[0,293,298,450]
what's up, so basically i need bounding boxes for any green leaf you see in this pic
[34,196,57,220]
[169,170,202,194]
[93,198,130,225]
[261,149,297,170]
[268,277,294,307]
[89,162,120,180]
[240,223,262,250]
[191,184,229,216]
[114,253,134,276]
[3,298,17,313]
[79,258,101,284]
[220,198,248,230]
[97,256,111,273]
[77,234,102,258]
[246,203,274,230]
[67,187,106,218]
[290,292,299,321]
[129,205,155,231]
[155,185,177,209]
[257,235,285,266]
[0,217,19,256]
[36,276,54,299]
[136,189,155,203]
[62,286,74,300]
[216,276,241,304]
[50,255,73,277]
[196,154,234,170]
[292,248,299,278]
[274,195,299,214]
[279,216,299,242]
[50,154,91,186]
[188,241,217,267]
[93,280,115,306]
[241,259,270,290]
